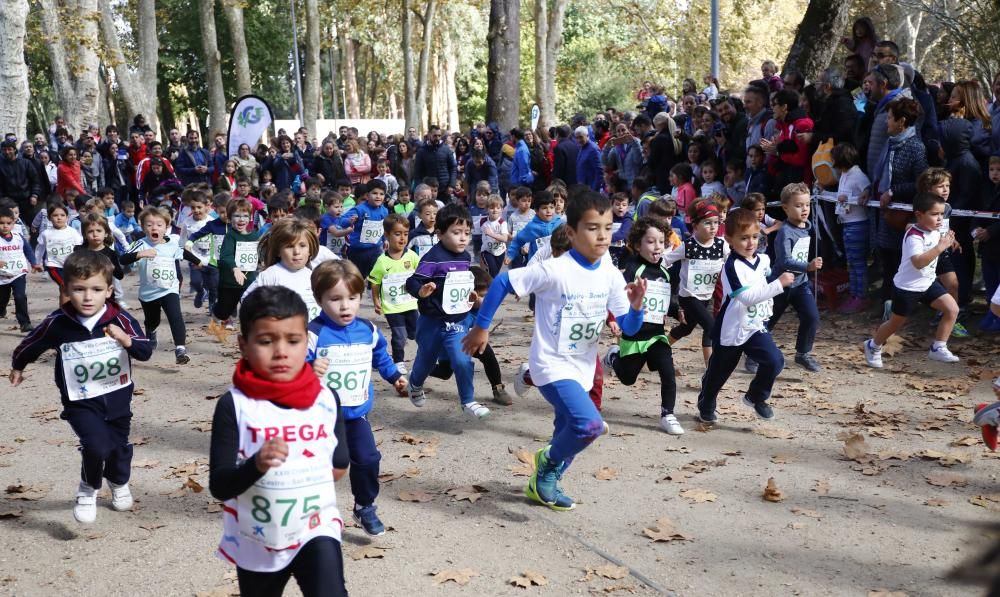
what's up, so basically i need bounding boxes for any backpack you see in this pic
[811,137,839,190]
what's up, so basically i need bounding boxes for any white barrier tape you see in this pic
[765,191,1000,220]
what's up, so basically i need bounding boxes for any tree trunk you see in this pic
[781,0,853,81]
[223,0,252,97]
[98,0,159,135]
[327,23,340,119]
[415,0,437,128]
[340,33,361,119]
[402,0,416,131]
[0,0,30,141]
[39,0,101,137]
[198,0,228,133]
[486,0,520,132]
[534,0,548,130]
[302,0,321,137]
[543,0,568,130]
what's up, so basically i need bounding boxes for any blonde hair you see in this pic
[261,217,319,268]
[311,259,365,302]
[138,206,171,227]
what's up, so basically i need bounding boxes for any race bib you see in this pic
[238,458,336,550]
[791,236,810,264]
[0,249,28,276]
[535,235,552,253]
[61,337,131,401]
[149,256,178,289]
[742,299,774,331]
[642,280,671,325]
[360,219,383,245]
[557,297,606,355]
[316,345,372,407]
[381,271,416,309]
[484,237,504,255]
[326,234,345,254]
[442,271,474,314]
[194,235,211,254]
[47,241,74,266]
[211,234,226,262]
[235,241,259,272]
[939,218,950,236]
[686,259,722,297]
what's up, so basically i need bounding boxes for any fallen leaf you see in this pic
[396,433,432,445]
[446,485,487,503]
[398,490,434,503]
[840,432,870,461]
[192,421,212,432]
[350,545,389,560]
[880,336,904,356]
[401,445,438,460]
[664,446,691,454]
[509,570,547,588]
[594,467,617,481]
[754,426,794,440]
[679,488,718,503]
[132,436,149,446]
[138,522,166,531]
[132,458,160,469]
[812,479,830,496]
[206,319,233,344]
[133,388,146,396]
[642,517,692,542]
[916,450,971,466]
[183,476,204,493]
[969,494,1000,512]
[770,453,798,464]
[924,471,967,487]
[791,507,823,519]
[694,422,712,433]
[0,446,15,456]
[205,503,223,513]
[0,508,23,519]
[787,522,806,530]
[430,568,479,585]
[4,482,50,500]
[762,478,785,502]
[592,565,628,580]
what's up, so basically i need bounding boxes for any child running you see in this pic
[208,286,349,596]
[242,218,321,321]
[338,179,388,280]
[307,260,407,537]
[179,191,216,309]
[11,250,152,523]
[463,189,646,511]
[368,214,419,373]
[602,217,683,434]
[36,201,83,292]
[185,193,231,315]
[696,208,794,423]
[505,190,563,264]
[0,206,39,332]
[479,195,508,278]
[74,213,125,285]
[213,199,262,330]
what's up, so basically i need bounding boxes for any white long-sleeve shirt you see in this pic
[36,226,83,268]
[715,252,785,346]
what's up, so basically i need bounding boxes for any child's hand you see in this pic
[349,216,358,225]
[312,357,329,377]
[139,248,157,259]
[503,257,511,266]
[418,282,436,298]
[462,326,489,356]
[676,308,687,326]
[32,265,42,273]
[0,261,6,269]
[234,270,247,286]
[939,230,956,250]
[255,438,288,473]
[626,278,647,311]
[394,376,408,396]
[807,257,823,272]
[608,321,622,338]
[373,302,382,316]
[467,291,479,307]
[105,324,132,348]
[973,227,990,241]
[778,272,795,287]
[837,194,848,204]
[9,369,23,386]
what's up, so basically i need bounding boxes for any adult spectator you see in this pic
[574,126,602,191]
[602,121,643,188]
[312,141,346,189]
[631,113,654,138]
[20,142,49,200]
[812,67,858,146]
[129,114,152,137]
[991,73,1000,153]
[872,41,940,154]
[465,149,498,193]
[56,146,86,198]
[174,130,213,186]
[509,128,534,187]
[48,115,66,152]
[713,96,749,165]
[166,128,183,163]
[647,112,682,193]
[210,132,228,186]
[234,143,261,189]
[263,135,305,191]
[844,54,867,91]
[482,123,504,163]
[39,151,57,197]
[412,125,457,202]
[0,140,41,217]
[863,64,904,177]
[293,131,315,173]
[97,125,122,164]
[525,130,550,190]
[743,84,776,158]
[782,71,806,93]
[551,125,578,185]
[762,88,815,188]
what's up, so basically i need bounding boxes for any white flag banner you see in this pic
[227,95,274,158]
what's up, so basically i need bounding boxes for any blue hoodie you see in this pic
[337,200,389,249]
[507,214,564,261]
[510,139,534,186]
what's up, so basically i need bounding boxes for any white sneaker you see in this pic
[109,482,133,511]
[394,362,408,375]
[928,344,960,363]
[118,299,130,309]
[863,339,883,368]
[462,401,491,419]
[73,483,98,523]
[224,319,236,331]
[601,421,610,435]
[660,414,685,435]
[601,346,619,378]
[512,363,532,397]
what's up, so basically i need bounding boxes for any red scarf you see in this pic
[232,359,322,410]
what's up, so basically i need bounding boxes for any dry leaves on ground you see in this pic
[839,432,870,461]
[754,426,794,440]
[0,446,15,456]
[762,478,785,502]
[206,320,233,344]
[916,450,971,467]
[0,508,24,519]
[509,570,547,588]
[791,507,823,519]
[446,485,487,503]
[642,517,692,542]
[396,433,433,445]
[378,468,420,483]
[398,490,435,503]
[580,565,629,582]
[430,568,479,585]
[509,446,535,476]
[401,444,438,461]
[132,458,160,469]
[770,453,798,464]
[350,545,389,561]
[880,336,904,356]
[679,488,718,503]
[868,590,908,597]
[812,479,830,495]
[4,482,50,500]
[924,471,967,487]
[969,494,1000,512]
[950,436,979,447]
[594,467,617,481]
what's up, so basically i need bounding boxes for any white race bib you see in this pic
[686,259,722,297]
[642,279,671,325]
[742,298,774,331]
[484,238,504,255]
[326,234,345,254]
[235,241,259,272]
[211,234,226,262]
[47,240,74,266]
[557,297,606,355]
[194,235,211,254]
[535,235,552,253]
[238,458,336,550]
[317,345,372,407]
[381,271,416,309]
[791,236,810,264]
[360,219,383,245]
[939,218,950,236]
[149,256,178,289]
[0,248,28,277]
[442,270,474,315]
[61,337,132,401]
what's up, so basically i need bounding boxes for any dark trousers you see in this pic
[697,331,784,418]
[480,252,504,279]
[0,276,30,325]
[766,283,818,354]
[188,263,204,296]
[237,536,348,597]
[983,258,1000,306]
[214,286,243,320]
[879,247,902,302]
[200,265,220,309]
[613,342,677,413]
[347,245,381,281]
[950,219,976,307]
[385,310,417,363]
[345,417,380,508]
[670,295,715,347]
[140,292,186,346]
[64,407,132,489]
[431,343,503,387]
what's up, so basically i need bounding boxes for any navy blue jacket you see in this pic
[405,243,472,323]
[174,145,214,186]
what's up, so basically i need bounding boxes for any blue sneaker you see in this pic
[148,330,158,351]
[194,291,204,309]
[742,395,775,420]
[525,447,575,511]
[352,504,386,536]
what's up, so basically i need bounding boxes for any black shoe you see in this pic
[744,357,758,374]
[794,353,821,372]
[19,322,31,333]
[742,395,774,420]
[695,410,718,424]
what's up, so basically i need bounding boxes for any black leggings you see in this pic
[140,293,186,346]
[669,295,715,347]
[613,341,677,413]
[237,536,347,597]
[879,247,902,302]
[431,343,503,387]
[213,286,243,321]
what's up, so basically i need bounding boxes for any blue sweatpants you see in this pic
[842,220,868,298]
[697,331,784,419]
[767,282,819,354]
[408,316,475,404]
[345,416,380,507]
[538,379,604,465]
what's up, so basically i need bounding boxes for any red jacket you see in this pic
[56,161,85,197]
[768,115,815,186]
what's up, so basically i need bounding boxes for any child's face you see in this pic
[749,149,764,168]
[319,280,362,326]
[554,195,565,214]
[536,203,556,222]
[915,203,945,231]
[102,195,115,208]
[238,315,308,383]
[142,214,169,242]
[439,221,471,253]
[67,274,113,317]
[386,223,409,253]
[377,162,388,175]
[762,63,775,78]
[701,165,716,182]
[419,206,437,229]
[50,209,68,228]
[669,172,679,187]
[751,204,766,222]
[306,187,321,199]
[0,216,14,236]
[636,226,666,263]
[9,206,19,220]
[338,185,352,196]
[280,234,312,270]
[612,199,628,217]
[124,206,135,218]
[516,196,531,212]
[367,189,385,208]
[487,205,502,220]
[694,216,720,242]
[567,208,613,262]
[225,162,236,174]
[929,180,951,202]
[190,201,208,219]
[271,208,287,220]
[237,183,251,197]
[990,163,1000,184]
[231,210,251,232]
[414,190,432,204]
[726,224,761,259]
[84,224,106,247]
[782,193,811,225]
[397,191,410,204]
[329,202,343,217]
[726,166,740,184]
[687,145,700,163]
[476,191,489,207]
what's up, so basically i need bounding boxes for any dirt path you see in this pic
[1,275,998,596]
